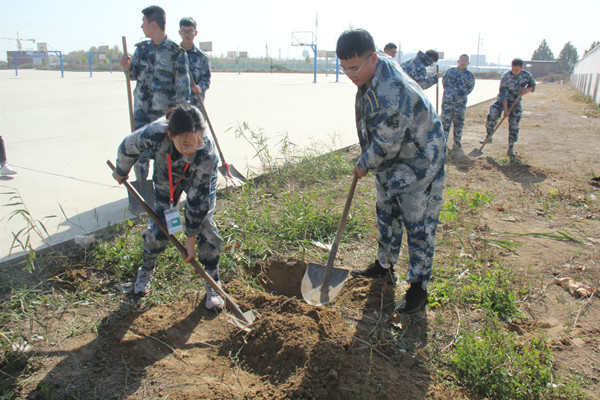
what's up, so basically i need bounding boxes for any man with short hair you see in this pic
[179,17,211,106]
[441,54,475,149]
[483,58,536,158]
[120,5,191,180]
[383,42,397,59]
[337,28,446,315]
[401,49,442,89]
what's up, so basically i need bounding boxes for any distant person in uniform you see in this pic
[178,17,211,104]
[482,58,536,158]
[337,28,446,315]
[401,49,442,90]
[0,136,17,176]
[120,5,191,181]
[441,54,475,150]
[112,104,224,310]
[383,42,397,59]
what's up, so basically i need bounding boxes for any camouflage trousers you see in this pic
[375,169,445,289]
[141,173,223,281]
[134,111,166,181]
[486,100,522,145]
[441,102,467,145]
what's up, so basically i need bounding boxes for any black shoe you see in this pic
[350,260,396,281]
[396,283,428,314]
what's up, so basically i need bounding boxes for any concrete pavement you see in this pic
[0,69,499,263]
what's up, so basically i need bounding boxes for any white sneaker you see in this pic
[0,164,17,175]
[134,267,154,295]
[205,281,225,310]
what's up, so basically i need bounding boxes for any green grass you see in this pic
[452,320,587,399]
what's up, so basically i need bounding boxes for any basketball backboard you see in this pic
[291,31,316,47]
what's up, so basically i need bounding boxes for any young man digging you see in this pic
[482,58,536,158]
[337,29,446,314]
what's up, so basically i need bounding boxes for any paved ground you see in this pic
[0,69,499,263]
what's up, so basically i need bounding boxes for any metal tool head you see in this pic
[301,263,349,306]
[467,148,484,158]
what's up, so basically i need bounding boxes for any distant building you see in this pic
[6,51,44,66]
[523,60,558,78]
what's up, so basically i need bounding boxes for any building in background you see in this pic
[523,60,558,78]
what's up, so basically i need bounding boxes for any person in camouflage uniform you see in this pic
[120,5,191,180]
[179,17,211,105]
[401,49,442,90]
[337,29,446,315]
[483,58,536,158]
[441,54,475,149]
[112,104,224,310]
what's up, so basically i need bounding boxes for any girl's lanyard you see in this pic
[168,153,189,208]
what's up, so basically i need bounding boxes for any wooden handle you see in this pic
[326,174,359,268]
[189,75,226,164]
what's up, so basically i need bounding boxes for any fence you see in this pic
[571,44,600,105]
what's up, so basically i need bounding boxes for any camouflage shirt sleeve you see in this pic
[115,118,169,177]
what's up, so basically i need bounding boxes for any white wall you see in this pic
[571,44,600,105]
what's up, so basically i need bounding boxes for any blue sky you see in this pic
[1,0,598,64]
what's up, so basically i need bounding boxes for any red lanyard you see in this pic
[167,154,189,206]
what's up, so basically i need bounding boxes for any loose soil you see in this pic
[4,83,600,399]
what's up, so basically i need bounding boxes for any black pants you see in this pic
[0,136,6,165]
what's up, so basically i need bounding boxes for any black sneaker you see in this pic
[350,260,396,281]
[395,283,428,314]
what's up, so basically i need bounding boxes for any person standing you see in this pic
[401,49,442,90]
[0,136,17,176]
[483,58,536,158]
[441,54,475,149]
[383,42,397,59]
[112,104,224,310]
[120,5,191,180]
[337,29,446,315]
[178,17,211,105]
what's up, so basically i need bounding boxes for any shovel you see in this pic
[122,36,154,212]
[468,93,522,158]
[190,77,246,187]
[107,160,256,330]
[301,174,358,306]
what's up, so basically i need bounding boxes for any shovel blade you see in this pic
[128,180,154,214]
[301,263,349,306]
[217,164,247,187]
[468,148,484,158]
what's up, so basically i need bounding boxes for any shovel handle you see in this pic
[190,76,226,165]
[481,93,523,148]
[122,36,135,133]
[107,160,252,324]
[326,174,359,268]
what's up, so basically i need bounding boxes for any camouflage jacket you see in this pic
[497,69,536,104]
[356,53,446,194]
[442,67,475,105]
[129,37,191,128]
[115,117,218,237]
[186,45,211,106]
[401,51,438,90]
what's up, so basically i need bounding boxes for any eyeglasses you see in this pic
[341,52,373,76]
[179,29,196,35]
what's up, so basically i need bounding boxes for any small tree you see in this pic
[531,39,555,61]
[556,42,578,73]
[583,41,600,56]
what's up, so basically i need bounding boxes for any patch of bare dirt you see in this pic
[8,83,600,399]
